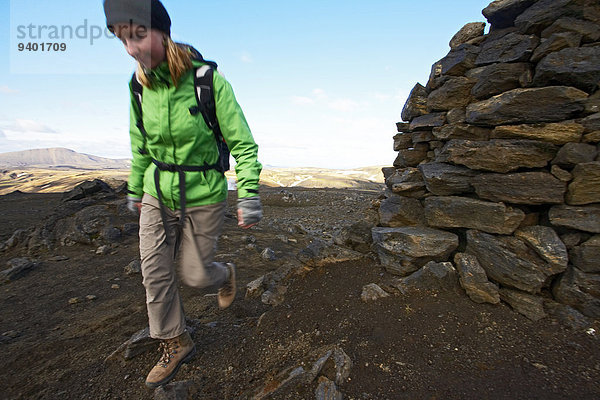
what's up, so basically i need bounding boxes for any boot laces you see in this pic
[157,338,179,368]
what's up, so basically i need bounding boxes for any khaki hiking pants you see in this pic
[139,193,228,339]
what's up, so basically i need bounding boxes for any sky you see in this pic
[0,0,491,169]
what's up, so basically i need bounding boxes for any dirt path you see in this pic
[1,189,599,399]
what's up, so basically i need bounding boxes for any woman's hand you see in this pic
[127,195,142,215]
[237,197,262,229]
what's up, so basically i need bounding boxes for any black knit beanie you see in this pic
[104,0,171,36]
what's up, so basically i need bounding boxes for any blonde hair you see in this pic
[136,36,193,88]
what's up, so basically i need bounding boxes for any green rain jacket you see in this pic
[127,59,262,210]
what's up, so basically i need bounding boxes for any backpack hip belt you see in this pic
[152,158,221,251]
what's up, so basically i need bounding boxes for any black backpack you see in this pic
[129,47,230,173]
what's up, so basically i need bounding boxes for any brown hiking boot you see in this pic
[218,263,236,309]
[145,330,196,389]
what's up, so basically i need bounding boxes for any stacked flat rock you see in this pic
[375,0,600,322]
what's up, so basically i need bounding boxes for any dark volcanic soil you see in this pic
[1,187,599,400]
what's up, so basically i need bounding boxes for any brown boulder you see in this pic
[475,32,539,66]
[449,22,487,49]
[424,196,525,235]
[472,171,566,205]
[437,139,557,173]
[466,62,532,100]
[533,47,600,93]
[491,121,584,145]
[466,86,588,126]
[566,162,600,205]
[482,0,537,29]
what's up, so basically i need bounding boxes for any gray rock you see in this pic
[315,378,343,400]
[432,124,491,141]
[581,112,600,133]
[466,230,554,294]
[454,253,500,304]
[393,261,458,293]
[446,108,467,124]
[261,285,288,306]
[514,0,598,35]
[361,283,390,302]
[541,17,600,43]
[475,32,539,66]
[378,194,425,227]
[531,32,583,63]
[393,133,413,151]
[570,235,600,273]
[437,139,557,173]
[552,143,598,168]
[393,143,429,168]
[561,232,585,249]
[105,327,158,361]
[333,221,374,253]
[245,276,265,299]
[411,131,434,144]
[385,167,427,198]
[466,62,532,100]
[549,204,600,233]
[425,196,524,235]
[499,287,547,321]
[154,380,195,400]
[1,258,39,283]
[491,121,584,145]
[567,162,600,205]
[553,267,600,319]
[261,247,277,261]
[514,226,569,275]
[436,44,480,77]
[314,346,352,386]
[472,171,566,205]
[4,229,29,250]
[544,301,592,330]
[427,77,477,111]
[62,179,115,202]
[482,0,537,29]
[534,47,600,93]
[409,112,447,131]
[584,91,600,114]
[124,259,141,275]
[465,87,588,126]
[418,162,477,195]
[101,226,122,243]
[550,165,573,182]
[372,227,459,276]
[401,83,429,122]
[297,239,364,268]
[396,122,411,132]
[122,223,139,236]
[450,22,486,49]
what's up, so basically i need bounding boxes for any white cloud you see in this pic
[240,52,253,64]
[327,98,359,112]
[291,96,315,105]
[9,119,57,134]
[0,86,18,94]
[312,88,326,98]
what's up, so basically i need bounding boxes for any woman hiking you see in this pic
[103,0,262,388]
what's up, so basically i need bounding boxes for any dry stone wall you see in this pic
[374,0,600,322]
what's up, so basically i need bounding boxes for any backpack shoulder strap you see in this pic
[191,64,230,173]
[129,73,148,155]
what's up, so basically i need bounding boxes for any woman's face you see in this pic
[113,23,166,69]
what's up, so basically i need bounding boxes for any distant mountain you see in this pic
[0,148,130,170]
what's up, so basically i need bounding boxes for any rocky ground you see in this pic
[1,182,599,400]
